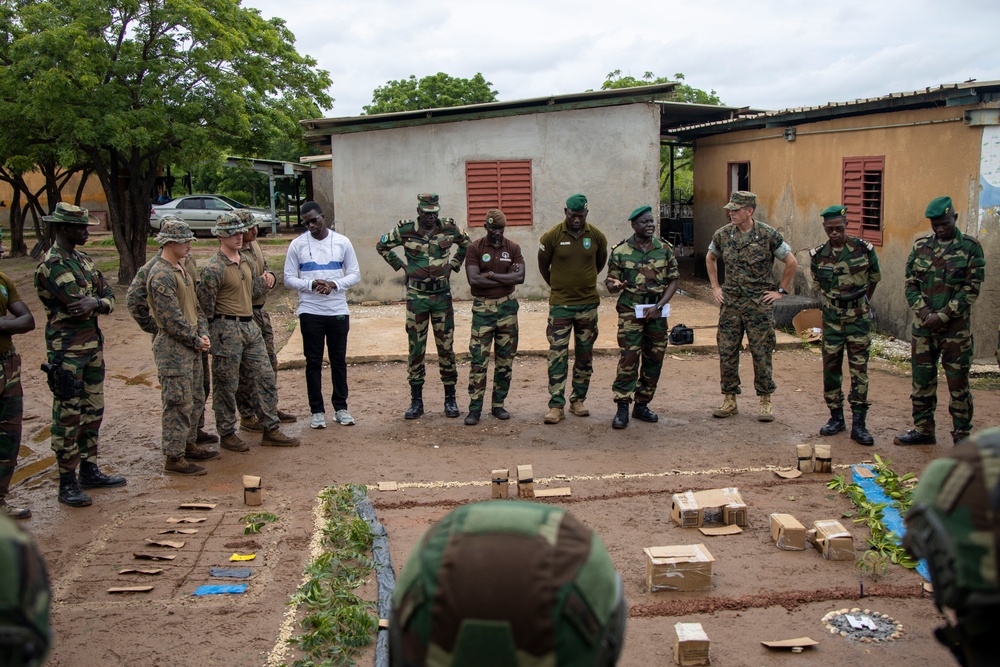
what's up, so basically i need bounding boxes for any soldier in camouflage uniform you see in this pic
[234,210,296,431]
[376,193,470,419]
[197,214,299,449]
[0,514,51,666]
[146,220,216,475]
[706,191,798,422]
[809,205,881,446]
[605,206,679,430]
[538,194,609,424]
[34,203,126,507]
[904,426,1000,666]
[391,501,626,666]
[895,196,985,446]
[0,225,36,519]
[463,209,525,425]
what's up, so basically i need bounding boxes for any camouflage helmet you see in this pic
[905,426,1000,616]
[0,516,51,666]
[390,501,626,667]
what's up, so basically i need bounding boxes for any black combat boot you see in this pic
[58,471,92,507]
[79,461,127,489]
[404,385,424,420]
[444,386,460,418]
[612,402,630,430]
[632,403,658,423]
[893,429,936,446]
[819,408,846,436]
[850,412,874,446]
[464,410,481,426]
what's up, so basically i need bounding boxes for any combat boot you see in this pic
[491,406,510,420]
[196,429,219,444]
[220,433,250,452]
[185,443,220,461]
[850,412,874,446]
[612,402,630,429]
[464,410,481,426]
[240,415,264,432]
[569,400,590,417]
[404,385,424,420]
[79,461,127,489]
[712,393,738,418]
[58,471,92,507]
[893,429,936,446]
[164,456,207,476]
[543,407,564,424]
[262,427,300,447]
[632,403,658,423]
[820,408,846,436]
[277,409,297,423]
[444,386,460,418]
[757,394,774,422]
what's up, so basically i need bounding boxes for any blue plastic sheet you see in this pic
[193,584,247,596]
[851,465,930,581]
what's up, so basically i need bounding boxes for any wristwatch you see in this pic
[777,287,788,295]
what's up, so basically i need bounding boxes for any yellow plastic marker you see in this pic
[229,553,256,562]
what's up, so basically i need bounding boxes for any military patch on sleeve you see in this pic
[155,284,168,295]
[381,234,389,244]
[860,239,874,251]
[538,243,545,252]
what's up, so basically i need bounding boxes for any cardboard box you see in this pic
[814,444,832,473]
[516,464,534,499]
[644,544,715,592]
[813,520,854,560]
[674,622,710,666]
[770,513,806,551]
[792,308,823,343]
[797,444,814,473]
[243,475,262,506]
[491,469,509,499]
[670,488,747,528]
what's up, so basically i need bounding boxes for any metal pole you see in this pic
[268,174,277,235]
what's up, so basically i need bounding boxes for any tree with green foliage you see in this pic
[0,0,331,283]
[364,72,498,114]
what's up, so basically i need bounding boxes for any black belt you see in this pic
[625,291,664,305]
[407,278,450,292]
[214,315,252,322]
[827,296,865,309]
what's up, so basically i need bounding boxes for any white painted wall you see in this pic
[325,103,662,302]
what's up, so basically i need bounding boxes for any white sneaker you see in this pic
[310,413,327,429]
[335,409,355,426]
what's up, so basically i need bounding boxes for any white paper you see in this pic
[634,303,670,318]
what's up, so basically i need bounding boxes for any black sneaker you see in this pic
[893,429,936,446]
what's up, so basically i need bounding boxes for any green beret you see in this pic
[820,205,847,220]
[925,196,954,219]
[565,194,588,211]
[628,205,652,222]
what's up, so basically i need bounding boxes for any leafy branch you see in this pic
[239,511,278,535]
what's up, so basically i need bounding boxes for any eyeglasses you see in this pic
[301,213,324,224]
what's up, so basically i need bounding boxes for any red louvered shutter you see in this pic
[842,156,884,245]
[465,160,533,226]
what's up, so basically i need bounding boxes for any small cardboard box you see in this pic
[644,544,715,592]
[813,520,854,560]
[491,469,509,500]
[797,444,814,473]
[243,475,262,506]
[516,464,534,499]
[770,513,806,551]
[674,622,710,666]
[670,488,747,528]
[814,444,832,473]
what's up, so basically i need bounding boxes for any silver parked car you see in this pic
[150,195,273,236]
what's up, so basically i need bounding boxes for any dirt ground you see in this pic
[3,242,998,667]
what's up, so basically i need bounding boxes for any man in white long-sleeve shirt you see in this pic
[283,202,361,429]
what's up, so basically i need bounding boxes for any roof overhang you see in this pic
[224,156,315,177]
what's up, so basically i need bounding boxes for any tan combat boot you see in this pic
[164,456,207,476]
[185,443,220,461]
[277,409,298,423]
[758,394,774,422]
[240,415,264,432]
[712,393,738,418]
[220,433,250,452]
[568,400,590,417]
[262,427,301,447]
[543,407,565,424]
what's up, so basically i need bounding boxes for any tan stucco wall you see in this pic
[691,105,999,357]
[1,171,109,227]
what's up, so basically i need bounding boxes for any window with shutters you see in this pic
[842,156,884,245]
[465,160,533,226]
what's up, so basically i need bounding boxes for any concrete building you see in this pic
[668,82,1000,358]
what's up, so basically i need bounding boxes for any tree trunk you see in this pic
[7,187,27,257]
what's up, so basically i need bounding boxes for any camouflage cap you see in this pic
[155,217,195,246]
[391,501,626,666]
[628,205,652,222]
[417,193,441,213]
[723,191,756,210]
[925,196,954,219]
[0,515,51,666]
[820,205,848,220]
[211,213,247,237]
[566,194,588,211]
[42,202,99,226]
[235,209,256,226]
[485,209,507,227]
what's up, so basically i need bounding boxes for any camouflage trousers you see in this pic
[467,297,519,411]
[153,335,205,459]
[612,309,668,404]
[0,352,23,500]
[546,304,599,408]
[910,321,974,439]
[48,347,105,473]
[236,307,276,419]
[822,312,872,413]
[717,298,776,396]
[405,289,457,387]
[210,319,278,436]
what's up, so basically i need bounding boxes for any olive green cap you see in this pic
[925,196,954,219]
[565,194,588,211]
[628,205,652,222]
[820,205,848,220]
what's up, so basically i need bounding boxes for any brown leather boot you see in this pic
[262,428,300,447]
[277,409,297,423]
[185,443,220,461]
[220,433,250,452]
[568,400,590,417]
[543,407,564,424]
[240,415,264,432]
[165,456,207,476]
[196,429,219,444]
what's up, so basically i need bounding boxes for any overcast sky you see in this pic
[244,0,999,118]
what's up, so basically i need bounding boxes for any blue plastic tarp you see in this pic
[851,465,930,581]
[193,584,247,596]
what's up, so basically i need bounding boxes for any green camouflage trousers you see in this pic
[612,310,668,404]
[210,319,278,436]
[48,347,105,473]
[717,298,776,396]
[546,304,599,408]
[822,312,872,412]
[405,289,457,387]
[911,321,974,439]
[236,307,276,419]
[467,298,519,411]
[0,352,23,500]
[153,335,205,458]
